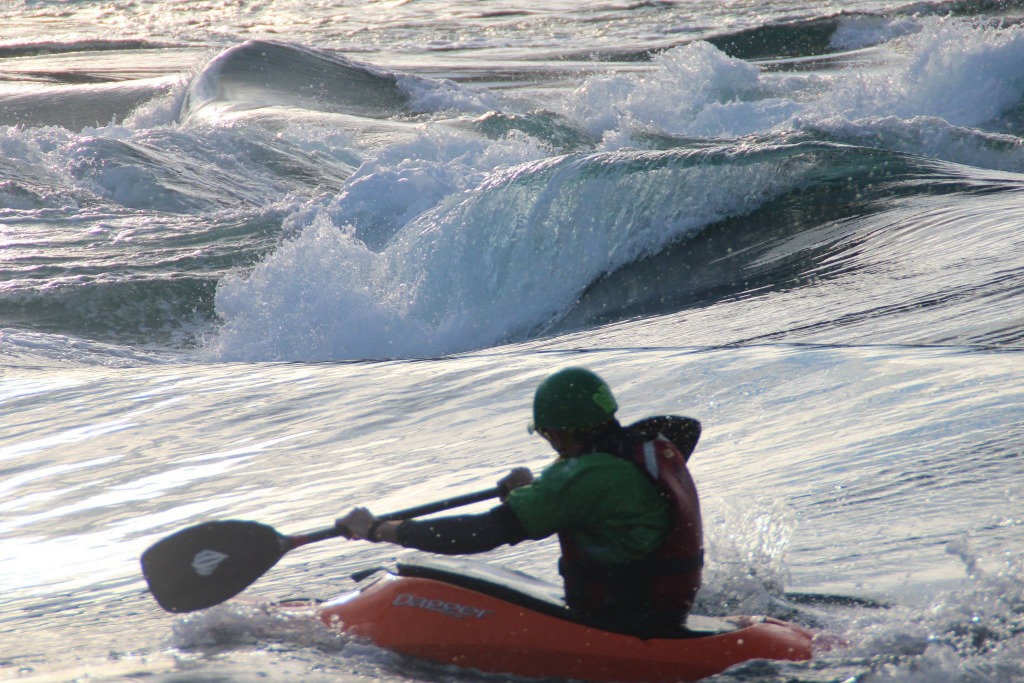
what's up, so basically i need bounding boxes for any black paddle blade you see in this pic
[141,520,288,613]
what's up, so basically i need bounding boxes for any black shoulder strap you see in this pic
[625,416,701,462]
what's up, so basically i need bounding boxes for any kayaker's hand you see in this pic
[497,467,533,501]
[336,507,380,541]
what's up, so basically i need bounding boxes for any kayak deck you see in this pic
[315,556,815,683]
[388,555,737,637]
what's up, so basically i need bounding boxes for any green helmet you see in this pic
[531,367,618,432]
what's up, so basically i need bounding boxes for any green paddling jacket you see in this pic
[506,452,669,566]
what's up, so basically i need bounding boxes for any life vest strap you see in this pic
[559,549,704,580]
[649,549,704,575]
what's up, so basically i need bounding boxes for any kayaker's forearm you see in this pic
[395,505,527,554]
[372,520,402,544]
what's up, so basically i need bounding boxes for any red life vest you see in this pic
[632,432,704,613]
[558,417,704,623]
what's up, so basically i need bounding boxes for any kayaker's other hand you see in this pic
[497,467,533,501]
[336,507,378,540]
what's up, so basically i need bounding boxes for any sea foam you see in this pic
[209,144,810,362]
[208,18,1024,362]
[568,19,1024,166]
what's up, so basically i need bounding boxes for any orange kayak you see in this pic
[315,556,815,682]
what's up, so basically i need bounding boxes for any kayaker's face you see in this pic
[538,428,583,459]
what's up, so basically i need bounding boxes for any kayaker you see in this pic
[337,366,704,636]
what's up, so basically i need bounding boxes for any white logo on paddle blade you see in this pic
[192,549,229,576]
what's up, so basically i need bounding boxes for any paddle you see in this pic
[141,486,500,613]
[781,591,890,609]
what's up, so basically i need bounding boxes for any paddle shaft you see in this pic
[287,486,501,549]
